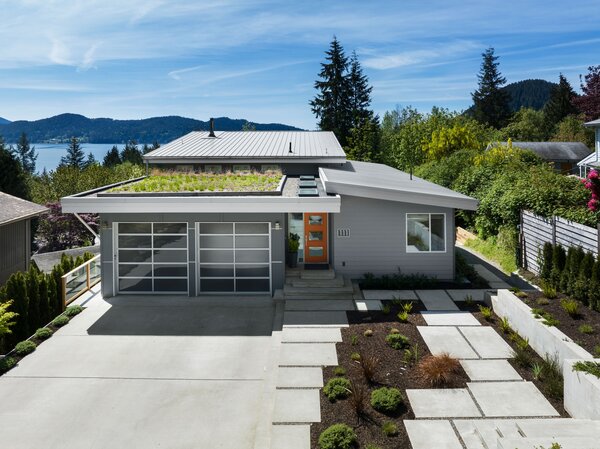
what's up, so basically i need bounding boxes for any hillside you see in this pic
[0,113,302,143]
[465,79,557,115]
[0,117,10,125]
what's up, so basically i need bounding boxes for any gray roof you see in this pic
[320,161,478,210]
[144,131,346,163]
[0,192,47,226]
[488,142,591,162]
[585,119,600,127]
[31,245,99,273]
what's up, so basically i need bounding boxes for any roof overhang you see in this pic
[143,156,347,165]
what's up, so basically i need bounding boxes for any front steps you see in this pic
[281,269,362,302]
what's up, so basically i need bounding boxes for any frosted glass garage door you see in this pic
[197,222,271,293]
[116,222,188,293]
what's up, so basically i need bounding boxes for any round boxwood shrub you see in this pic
[323,377,351,401]
[0,356,17,374]
[385,333,409,350]
[35,327,53,340]
[51,315,70,327]
[318,423,357,449]
[371,387,404,414]
[64,305,84,317]
[14,340,37,356]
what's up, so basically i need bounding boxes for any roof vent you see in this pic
[288,142,293,154]
[208,118,216,137]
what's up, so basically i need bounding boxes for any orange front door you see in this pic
[304,213,328,264]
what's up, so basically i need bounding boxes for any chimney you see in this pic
[208,118,216,137]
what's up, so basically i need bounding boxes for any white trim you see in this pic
[405,213,447,254]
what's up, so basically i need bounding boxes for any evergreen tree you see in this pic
[310,37,353,146]
[0,137,31,199]
[151,141,160,151]
[60,136,86,169]
[543,74,578,132]
[14,132,37,174]
[471,48,511,129]
[121,140,143,165]
[345,117,381,162]
[84,152,97,168]
[572,65,600,121]
[103,145,122,167]
[347,50,374,129]
[5,272,29,342]
[26,266,41,331]
[38,275,51,326]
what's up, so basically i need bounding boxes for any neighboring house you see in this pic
[61,126,478,297]
[487,141,591,174]
[31,245,100,273]
[0,192,48,284]
[577,119,600,177]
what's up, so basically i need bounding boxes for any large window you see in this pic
[406,213,445,253]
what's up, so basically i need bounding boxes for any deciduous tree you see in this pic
[573,65,600,121]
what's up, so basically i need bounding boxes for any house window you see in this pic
[233,164,251,173]
[261,164,279,172]
[406,213,445,253]
[204,165,222,174]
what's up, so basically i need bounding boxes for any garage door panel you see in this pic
[199,235,233,248]
[153,223,187,234]
[119,264,152,277]
[235,264,269,277]
[200,223,233,234]
[201,279,235,292]
[119,278,152,292]
[153,235,187,249]
[153,264,187,277]
[153,249,187,263]
[235,235,269,248]
[235,223,269,234]
[200,250,234,263]
[154,278,187,292]
[199,265,234,277]
[236,279,269,292]
[118,235,152,248]
[119,250,152,263]
[119,223,151,234]
[235,250,269,263]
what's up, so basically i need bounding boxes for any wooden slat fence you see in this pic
[521,210,600,274]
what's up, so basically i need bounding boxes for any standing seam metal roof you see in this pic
[144,131,346,160]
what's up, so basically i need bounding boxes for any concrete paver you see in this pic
[417,326,478,359]
[279,343,338,366]
[355,299,382,311]
[362,290,418,300]
[407,388,482,418]
[281,327,342,343]
[273,389,320,423]
[271,425,310,449]
[446,289,491,303]
[453,419,523,449]
[468,382,559,417]
[517,418,600,438]
[460,359,522,381]
[416,290,459,311]
[421,311,481,326]
[283,311,349,327]
[285,299,355,311]
[276,367,323,388]
[459,326,514,359]
[404,420,463,449]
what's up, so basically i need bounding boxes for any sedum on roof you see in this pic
[143,131,346,162]
[0,192,48,226]
[488,142,591,161]
[320,161,478,210]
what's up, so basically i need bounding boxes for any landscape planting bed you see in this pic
[310,301,469,449]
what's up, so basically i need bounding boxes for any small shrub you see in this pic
[515,291,528,299]
[318,424,357,449]
[541,282,557,299]
[14,340,37,356]
[532,308,559,327]
[0,356,17,374]
[382,421,398,437]
[366,444,382,449]
[381,304,391,314]
[464,294,474,306]
[363,329,373,337]
[532,362,543,380]
[360,353,380,383]
[64,305,84,317]
[323,377,352,401]
[51,315,69,327]
[511,336,532,368]
[540,355,563,400]
[333,366,346,377]
[403,343,420,366]
[385,333,410,350]
[594,345,600,358]
[351,352,361,361]
[572,361,600,378]
[396,310,409,323]
[417,353,461,386]
[389,328,400,334]
[350,335,359,346]
[34,327,53,340]
[560,298,579,318]
[402,301,414,313]
[536,297,550,305]
[499,317,511,334]
[370,387,404,414]
[478,305,493,321]
[579,324,594,335]
[348,380,368,420]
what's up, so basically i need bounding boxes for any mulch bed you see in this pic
[521,291,600,357]
[310,301,469,449]
[459,301,569,417]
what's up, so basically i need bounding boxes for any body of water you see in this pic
[9,143,124,173]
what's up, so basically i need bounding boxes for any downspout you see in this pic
[74,213,100,246]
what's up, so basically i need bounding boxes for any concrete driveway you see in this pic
[0,290,278,449]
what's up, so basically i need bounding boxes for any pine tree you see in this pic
[310,37,353,146]
[0,137,31,199]
[347,50,374,129]
[84,152,97,168]
[103,145,122,167]
[572,65,600,121]
[14,132,37,174]
[543,74,578,133]
[60,136,86,169]
[471,48,511,129]
[121,140,143,165]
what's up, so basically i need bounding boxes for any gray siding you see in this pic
[330,196,455,280]
[0,220,30,285]
[100,212,285,297]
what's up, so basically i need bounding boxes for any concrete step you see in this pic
[285,299,355,311]
[300,269,336,280]
[283,283,354,295]
[282,293,355,300]
[288,274,346,288]
[498,437,599,449]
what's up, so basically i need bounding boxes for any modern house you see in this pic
[0,192,48,284]
[487,141,591,174]
[61,126,478,297]
[577,119,600,177]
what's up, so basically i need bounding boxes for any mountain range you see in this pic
[0,114,302,143]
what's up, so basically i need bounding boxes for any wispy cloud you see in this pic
[168,60,311,83]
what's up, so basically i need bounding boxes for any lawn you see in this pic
[109,170,283,193]
[463,235,517,274]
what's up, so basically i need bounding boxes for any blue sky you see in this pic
[0,0,598,129]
